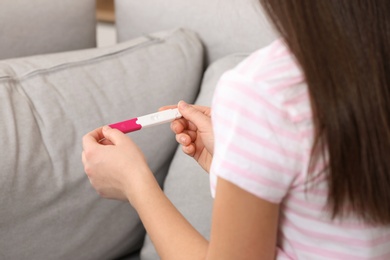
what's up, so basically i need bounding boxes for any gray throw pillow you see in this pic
[0,28,203,260]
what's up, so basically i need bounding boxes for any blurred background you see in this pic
[96,0,116,47]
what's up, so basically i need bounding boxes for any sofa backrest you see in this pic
[0,0,96,60]
[115,0,278,65]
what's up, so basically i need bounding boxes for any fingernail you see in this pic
[103,125,111,132]
[178,100,188,109]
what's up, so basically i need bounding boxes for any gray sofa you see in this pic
[0,0,276,259]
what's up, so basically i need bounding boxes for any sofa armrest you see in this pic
[0,0,97,60]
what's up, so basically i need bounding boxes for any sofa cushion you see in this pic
[115,0,277,65]
[0,28,203,260]
[140,53,248,259]
[0,0,96,60]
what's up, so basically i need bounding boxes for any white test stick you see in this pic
[109,108,182,133]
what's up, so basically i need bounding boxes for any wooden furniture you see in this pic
[96,0,115,22]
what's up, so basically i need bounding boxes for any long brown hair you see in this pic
[260,0,390,224]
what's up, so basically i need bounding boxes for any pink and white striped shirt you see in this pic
[209,39,390,259]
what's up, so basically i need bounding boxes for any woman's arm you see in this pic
[132,174,279,260]
[129,171,209,259]
[82,107,279,259]
[82,126,209,259]
[207,177,279,259]
[125,167,279,260]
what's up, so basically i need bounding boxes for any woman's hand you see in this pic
[81,126,153,202]
[162,101,214,173]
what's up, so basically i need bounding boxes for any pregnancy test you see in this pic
[109,108,182,133]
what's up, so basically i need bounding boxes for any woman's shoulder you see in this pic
[218,39,311,125]
[235,39,298,78]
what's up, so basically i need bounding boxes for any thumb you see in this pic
[178,101,210,131]
[102,125,127,145]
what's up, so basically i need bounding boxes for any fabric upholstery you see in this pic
[0,28,203,260]
[0,0,96,60]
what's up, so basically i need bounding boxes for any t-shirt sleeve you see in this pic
[209,48,306,204]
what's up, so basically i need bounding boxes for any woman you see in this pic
[82,1,390,258]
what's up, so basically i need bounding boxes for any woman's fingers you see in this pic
[182,143,196,157]
[158,104,177,111]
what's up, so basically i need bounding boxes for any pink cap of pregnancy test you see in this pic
[109,118,142,133]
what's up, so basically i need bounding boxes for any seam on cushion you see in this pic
[0,37,164,83]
